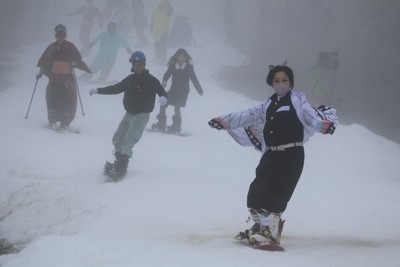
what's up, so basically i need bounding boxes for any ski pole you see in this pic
[72,68,85,117]
[25,78,39,119]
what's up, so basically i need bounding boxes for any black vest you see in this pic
[263,92,304,147]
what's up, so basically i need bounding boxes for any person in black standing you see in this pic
[208,63,338,248]
[89,51,167,179]
[152,48,203,133]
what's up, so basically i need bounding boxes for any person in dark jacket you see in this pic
[152,48,203,133]
[89,51,167,179]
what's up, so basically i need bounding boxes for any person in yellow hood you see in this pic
[151,0,173,64]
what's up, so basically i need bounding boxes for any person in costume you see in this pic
[82,22,132,83]
[208,63,338,247]
[151,0,173,64]
[309,51,340,107]
[36,24,91,130]
[66,0,103,53]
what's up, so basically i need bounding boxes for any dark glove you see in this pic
[208,119,224,130]
[36,68,44,80]
[317,105,331,112]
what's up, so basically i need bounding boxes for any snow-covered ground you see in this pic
[1,33,400,267]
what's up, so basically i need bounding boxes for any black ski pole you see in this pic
[72,68,85,117]
[25,78,39,119]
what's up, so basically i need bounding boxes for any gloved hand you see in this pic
[159,96,167,106]
[208,118,225,130]
[317,119,336,135]
[36,69,44,80]
[317,105,331,112]
[89,88,98,96]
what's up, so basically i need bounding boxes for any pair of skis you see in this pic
[46,125,80,134]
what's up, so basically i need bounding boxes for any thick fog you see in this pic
[1,0,399,143]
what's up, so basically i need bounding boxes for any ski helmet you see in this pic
[129,51,146,63]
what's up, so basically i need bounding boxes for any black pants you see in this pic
[247,147,304,213]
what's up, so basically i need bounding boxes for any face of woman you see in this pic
[177,54,186,65]
[272,71,291,96]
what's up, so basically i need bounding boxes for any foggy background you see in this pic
[1,0,399,143]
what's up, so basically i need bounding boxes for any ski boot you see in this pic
[48,122,58,130]
[151,114,167,132]
[249,212,285,246]
[234,223,260,241]
[104,152,120,175]
[234,208,261,241]
[166,115,182,134]
[104,153,129,180]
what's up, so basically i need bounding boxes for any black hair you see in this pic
[167,48,193,66]
[266,64,294,88]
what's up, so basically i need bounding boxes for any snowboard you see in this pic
[146,127,192,137]
[249,241,285,251]
[238,239,285,251]
[235,236,285,252]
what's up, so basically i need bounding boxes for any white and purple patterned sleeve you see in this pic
[213,101,267,130]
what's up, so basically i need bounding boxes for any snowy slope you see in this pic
[1,36,400,267]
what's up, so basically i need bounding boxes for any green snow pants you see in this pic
[112,112,150,157]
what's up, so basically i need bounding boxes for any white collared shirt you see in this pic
[175,62,187,70]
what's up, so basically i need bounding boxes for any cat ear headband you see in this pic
[269,60,288,70]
